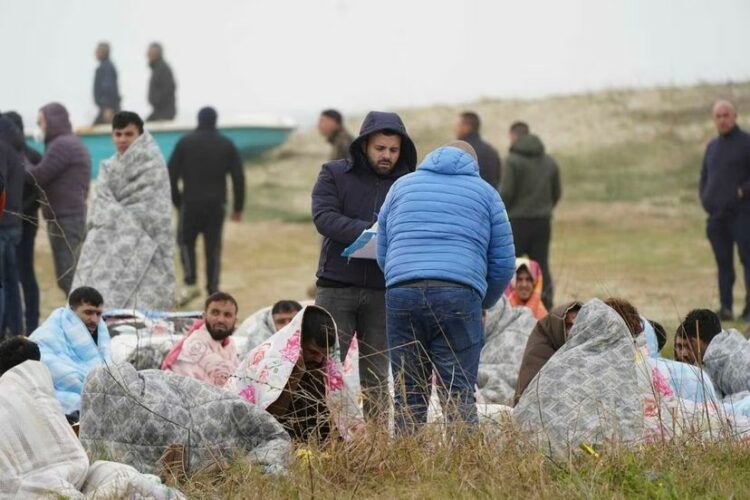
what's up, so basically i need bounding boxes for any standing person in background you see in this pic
[4,112,43,333]
[146,42,176,121]
[454,111,502,189]
[312,111,417,421]
[0,117,26,338]
[92,42,121,126]
[377,141,515,431]
[700,100,750,322]
[26,103,91,297]
[169,107,245,305]
[318,109,354,161]
[501,121,561,309]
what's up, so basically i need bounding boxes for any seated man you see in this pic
[164,292,240,387]
[0,336,40,375]
[673,309,722,365]
[29,286,111,418]
[237,299,304,357]
[514,297,643,405]
[505,258,548,319]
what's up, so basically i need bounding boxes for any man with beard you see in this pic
[165,292,240,387]
[312,111,417,421]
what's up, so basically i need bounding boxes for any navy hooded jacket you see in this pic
[312,111,417,289]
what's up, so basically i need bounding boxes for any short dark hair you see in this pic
[649,320,667,352]
[272,300,303,316]
[69,287,104,309]
[0,337,41,376]
[460,111,481,133]
[97,42,110,57]
[3,111,24,133]
[677,309,722,345]
[301,307,336,351]
[149,42,163,55]
[205,292,238,314]
[321,109,343,126]
[510,121,530,136]
[604,297,643,337]
[112,111,144,134]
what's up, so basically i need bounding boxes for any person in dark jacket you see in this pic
[0,116,27,338]
[501,121,561,309]
[3,112,43,333]
[92,42,121,125]
[146,43,176,122]
[699,100,750,322]
[377,141,515,430]
[312,111,417,421]
[454,111,502,189]
[169,107,245,302]
[318,109,354,161]
[27,103,91,296]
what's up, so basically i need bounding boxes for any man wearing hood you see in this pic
[146,42,177,121]
[169,107,245,303]
[3,111,43,333]
[26,102,91,296]
[72,111,175,310]
[0,116,26,337]
[377,141,516,430]
[92,42,121,126]
[312,111,417,421]
[501,121,561,309]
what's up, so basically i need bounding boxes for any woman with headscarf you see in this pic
[504,258,548,320]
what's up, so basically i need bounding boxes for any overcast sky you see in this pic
[1,0,749,128]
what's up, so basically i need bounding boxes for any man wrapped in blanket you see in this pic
[29,286,111,421]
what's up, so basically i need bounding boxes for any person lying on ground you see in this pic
[28,286,110,419]
[163,292,239,387]
[513,297,644,405]
[505,258,548,320]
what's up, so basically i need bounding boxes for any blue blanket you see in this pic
[29,307,112,414]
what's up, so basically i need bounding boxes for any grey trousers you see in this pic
[47,215,86,296]
[315,286,390,421]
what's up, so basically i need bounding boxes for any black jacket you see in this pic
[93,57,120,111]
[0,117,27,228]
[312,111,417,289]
[147,58,176,121]
[700,125,750,218]
[462,131,502,189]
[168,129,245,213]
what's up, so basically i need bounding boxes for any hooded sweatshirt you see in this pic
[312,111,417,289]
[501,134,561,220]
[377,145,516,308]
[26,103,91,220]
[0,116,25,227]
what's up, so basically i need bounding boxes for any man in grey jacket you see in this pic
[501,121,561,309]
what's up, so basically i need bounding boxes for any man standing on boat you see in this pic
[92,42,120,126]
[169,107,245,305]
[311,111,417,422]
[146,42,177,121]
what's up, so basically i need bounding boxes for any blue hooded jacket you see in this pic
[376,145,516,308]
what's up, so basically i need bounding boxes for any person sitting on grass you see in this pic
[505,258,548,320]
[673,309,722,366]
[0,335,40,376]
[29,286,111,420]
[163,292,240,387]
[237,299,304,357]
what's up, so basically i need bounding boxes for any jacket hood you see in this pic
[418,145,479,176]
[350,111,417,176]
[510,134,545,157]
[197,106,218,131]
[40,102,73,144]
[0,116,25,152]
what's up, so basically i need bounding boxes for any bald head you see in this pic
[713,100,737,135]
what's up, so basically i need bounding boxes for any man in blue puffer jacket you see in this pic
[377,141,515,431]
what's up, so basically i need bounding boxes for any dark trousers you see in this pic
[315,286,390,421]
[386,285,483,433]
[0,226,23,339]
[178,202,224,294]
[707,210,750,313]
[511,217,554,308]
[17,221,40,333]
[47,215,86,296]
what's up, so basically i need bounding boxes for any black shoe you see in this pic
[741,308,750,323]
[716,308,734,322]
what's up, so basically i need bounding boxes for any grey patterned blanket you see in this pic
[80,363,291,475]
[72,131,175,310]
[704,329,750,397]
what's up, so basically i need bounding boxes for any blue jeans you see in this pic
[0,226,23,339]
[386,285,484,432]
